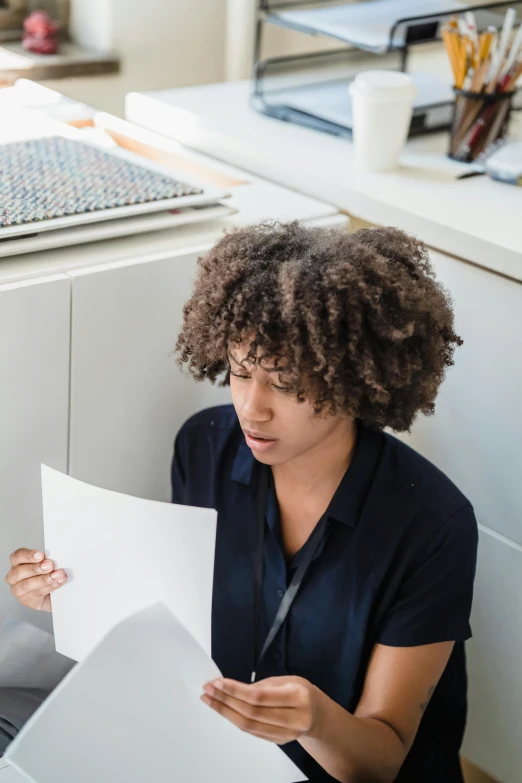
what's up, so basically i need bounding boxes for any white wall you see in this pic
[44,0,227,115]
[109,0,226,89]
[225,0,350,81]
[43,0,340,113]
[69,0,113,53]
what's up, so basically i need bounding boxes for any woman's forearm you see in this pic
[299,689,407,783]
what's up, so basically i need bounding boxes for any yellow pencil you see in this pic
[458,36,469,88]
[442,28,459,84]
[479,30,494,63]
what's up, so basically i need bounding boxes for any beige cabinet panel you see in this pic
[401,250,522,546]
[69,249,230,502]
[0,276,70,632]
[462,530,522,781]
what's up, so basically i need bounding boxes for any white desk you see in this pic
[124,81,522,782]
[126,79,522,283]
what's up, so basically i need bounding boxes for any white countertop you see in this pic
[126,78,522,282]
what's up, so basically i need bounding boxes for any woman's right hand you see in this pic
[4,549,67,612]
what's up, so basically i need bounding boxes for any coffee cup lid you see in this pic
[350,70,416,98]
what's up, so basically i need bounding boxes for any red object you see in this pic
[22,10,60,55]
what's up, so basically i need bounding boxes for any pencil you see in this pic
[442,27,460,84]
[479,29,495,63]
[458,35,469,89]
[471,55,491,92]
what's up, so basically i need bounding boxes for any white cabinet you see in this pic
[68,248,230,502]
[401,250,522,546]
[462,529,522,782]
[0,276,70,632]
[399,250,522,778]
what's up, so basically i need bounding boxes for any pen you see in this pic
[487,7,517,92]
[500,21,522,78]
[478,94,511,155]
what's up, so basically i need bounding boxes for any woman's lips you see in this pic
[244,432,279,453]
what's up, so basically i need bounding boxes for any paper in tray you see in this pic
[6,604,306,783]
[274,0,466,52]
[268,72,454,129]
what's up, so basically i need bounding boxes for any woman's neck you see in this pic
[272,418,358,494]
[271,419,358,559]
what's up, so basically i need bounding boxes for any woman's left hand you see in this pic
[201,675,325,744]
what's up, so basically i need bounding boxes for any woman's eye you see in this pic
[230,371,250,381]
[272,383,292,393]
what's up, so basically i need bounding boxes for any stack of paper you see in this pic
[5,469,305,782]
[6,604,306,783]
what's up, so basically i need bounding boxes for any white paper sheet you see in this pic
[0,765,29,782]
[6,604,306,783]
[277,0,466,52]
[0,619,74,690]
[41,465,217,662]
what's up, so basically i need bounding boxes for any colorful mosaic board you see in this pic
[0,135,204,228]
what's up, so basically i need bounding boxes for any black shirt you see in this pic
[171,405,478,783]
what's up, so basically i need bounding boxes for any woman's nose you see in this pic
[240,377,271,423]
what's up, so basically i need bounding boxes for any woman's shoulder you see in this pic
[175,405,241,465]
[377,430,474,527]
[171,405,242,506]
[178,404,239,439]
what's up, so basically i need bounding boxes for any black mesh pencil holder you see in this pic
[449,87,515,163]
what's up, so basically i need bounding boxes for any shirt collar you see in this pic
[231,436,257,485]
[325,426,383,527]
[232,423,383,529]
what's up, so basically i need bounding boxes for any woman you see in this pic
[6,223,477,783]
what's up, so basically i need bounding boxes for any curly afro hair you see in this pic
[176,221,462,432]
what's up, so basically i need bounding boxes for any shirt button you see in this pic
[277,588,284,599]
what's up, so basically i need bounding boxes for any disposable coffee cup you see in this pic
[349,71,416,173]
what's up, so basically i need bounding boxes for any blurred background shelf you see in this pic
[0,41,119,86]
[253,0,522,136]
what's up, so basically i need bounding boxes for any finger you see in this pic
[207,677,304,708]
[10,570,67,599]
[5,560,55,586]
[201,695,295,744]
[9,549,45,568]
[204,687,305,731]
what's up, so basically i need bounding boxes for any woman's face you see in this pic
[229,343,352,466]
